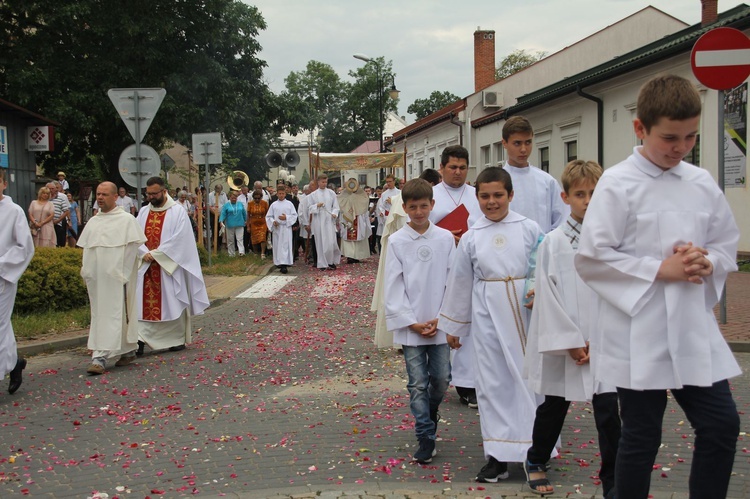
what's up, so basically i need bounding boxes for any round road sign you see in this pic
[691,27,750,90]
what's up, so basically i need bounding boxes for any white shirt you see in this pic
[385,223,455,346]
[116,195,136,213]
[575,148,741,390]
[504,164,568,233]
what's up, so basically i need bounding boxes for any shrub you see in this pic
[15,247,89,315]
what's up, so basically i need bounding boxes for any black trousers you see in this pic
[54,222,67,247]
[527,393,620,498]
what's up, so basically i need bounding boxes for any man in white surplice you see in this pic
[265,184,297,274]
[376,174,400,228]
[338,178,372,264]
[307,174,341,270]
[136,176,209,355]
[79,182,146,375]
[0,169,35,392]
[428,145,482,409]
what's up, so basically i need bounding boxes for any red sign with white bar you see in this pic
[691,27,750,90]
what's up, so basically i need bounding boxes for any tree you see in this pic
[407,91,461,120]
[280,57,399,153]
[0,0,282,184]
[495,49,548,80]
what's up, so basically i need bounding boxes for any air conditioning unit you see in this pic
[482,91,502,108]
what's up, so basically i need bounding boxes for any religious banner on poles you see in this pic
[724,82,747,188]
[317,152,404,171]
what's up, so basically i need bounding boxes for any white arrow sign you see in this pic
[108,88,166,143]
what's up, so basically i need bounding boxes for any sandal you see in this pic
[524,460,554,496]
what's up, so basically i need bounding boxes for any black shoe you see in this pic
[8,358,26,394]
[280,266,288,274]
[476,457,509,482]
[136,340,145,357]
[168,344,186,352]
[328,264,337,270]
[412,438,436,464]
[347,258,360,264]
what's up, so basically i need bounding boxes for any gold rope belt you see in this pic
[478,276,527,355]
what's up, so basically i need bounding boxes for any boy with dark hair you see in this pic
[502,115,568,233]
[524,160,620,497]
[440,167,544,482]
[385,178,455,464]
[576,74,740,498]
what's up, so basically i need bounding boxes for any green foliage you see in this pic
[281,57,399,153]
[0,0,283,183]
[495,49,548,80]
[13,306,90,340]
[16,247,88,315]
[407,91,461,120]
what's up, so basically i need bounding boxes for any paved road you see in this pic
[1,258,749,498]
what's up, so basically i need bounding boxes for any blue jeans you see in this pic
[403,343,451,441]
[616,380,739,499]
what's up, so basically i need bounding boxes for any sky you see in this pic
[244,0,735,123]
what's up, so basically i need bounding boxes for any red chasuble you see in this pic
[346,217,359,241]
[143,210,167,321]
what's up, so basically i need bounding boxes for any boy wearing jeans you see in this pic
[576,75,741,498]
[385,178,456,464]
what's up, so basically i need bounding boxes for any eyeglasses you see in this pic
[146,190,164,198]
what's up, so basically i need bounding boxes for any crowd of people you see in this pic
[0,75,742,499]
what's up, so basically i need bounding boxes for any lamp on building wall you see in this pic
[353,53,399,153]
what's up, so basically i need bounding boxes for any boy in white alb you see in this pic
[266,184,297,274]
[385,179,455,464]
[501,116,568,233]
[439,167,543,483]
[524,160,620,497]
[575,75,740,499]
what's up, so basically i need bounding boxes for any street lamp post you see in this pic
[353,53,399,153]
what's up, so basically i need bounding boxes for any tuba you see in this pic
[227,170,249,192]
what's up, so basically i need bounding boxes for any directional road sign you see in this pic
[118,144,161,188]
[108,88,166,143]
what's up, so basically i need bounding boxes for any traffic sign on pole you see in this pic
[691,27,750,90]
[108,88,166,143]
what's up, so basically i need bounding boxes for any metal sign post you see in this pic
[192,133,222,266]
[691,27,750,325]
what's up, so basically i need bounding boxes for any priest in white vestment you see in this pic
[136,177,209,355]
[308,174,341,270]
[79,182,147,375]
[338,178,371,263]
[0,170,35,392]
[266,184,297,274]
[429,146,482,408]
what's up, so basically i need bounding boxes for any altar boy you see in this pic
[266,184,298,274]
[576,74,740,499]
[524,160,620,497]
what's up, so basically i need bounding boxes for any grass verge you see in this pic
[14,250,266,342]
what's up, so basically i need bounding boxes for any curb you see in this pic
[18,262,277,358]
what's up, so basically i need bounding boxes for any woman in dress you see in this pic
[66,192,80,247]
[28,187,56,247]
[247,189,269,259]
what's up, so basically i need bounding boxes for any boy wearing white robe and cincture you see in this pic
[266,184,297,274]
[576,75,741,499]
[385,178,455,465]
[524,160,620,497]
[439,167,543,483]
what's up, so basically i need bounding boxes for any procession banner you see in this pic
[316,152,404,171]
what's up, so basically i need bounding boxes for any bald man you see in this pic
[78,182,146,375]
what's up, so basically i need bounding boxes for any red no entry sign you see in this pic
[691,27,750,90]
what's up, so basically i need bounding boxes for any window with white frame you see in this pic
[539,147,550,172]
[481,145,491,167]
[565,141,578,162]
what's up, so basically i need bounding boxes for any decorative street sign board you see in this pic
[192,132,223,165]
[691,27,750,90]
[118,144,161,188]
[108,88,166,143]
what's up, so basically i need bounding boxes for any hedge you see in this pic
[15,247,89,315]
